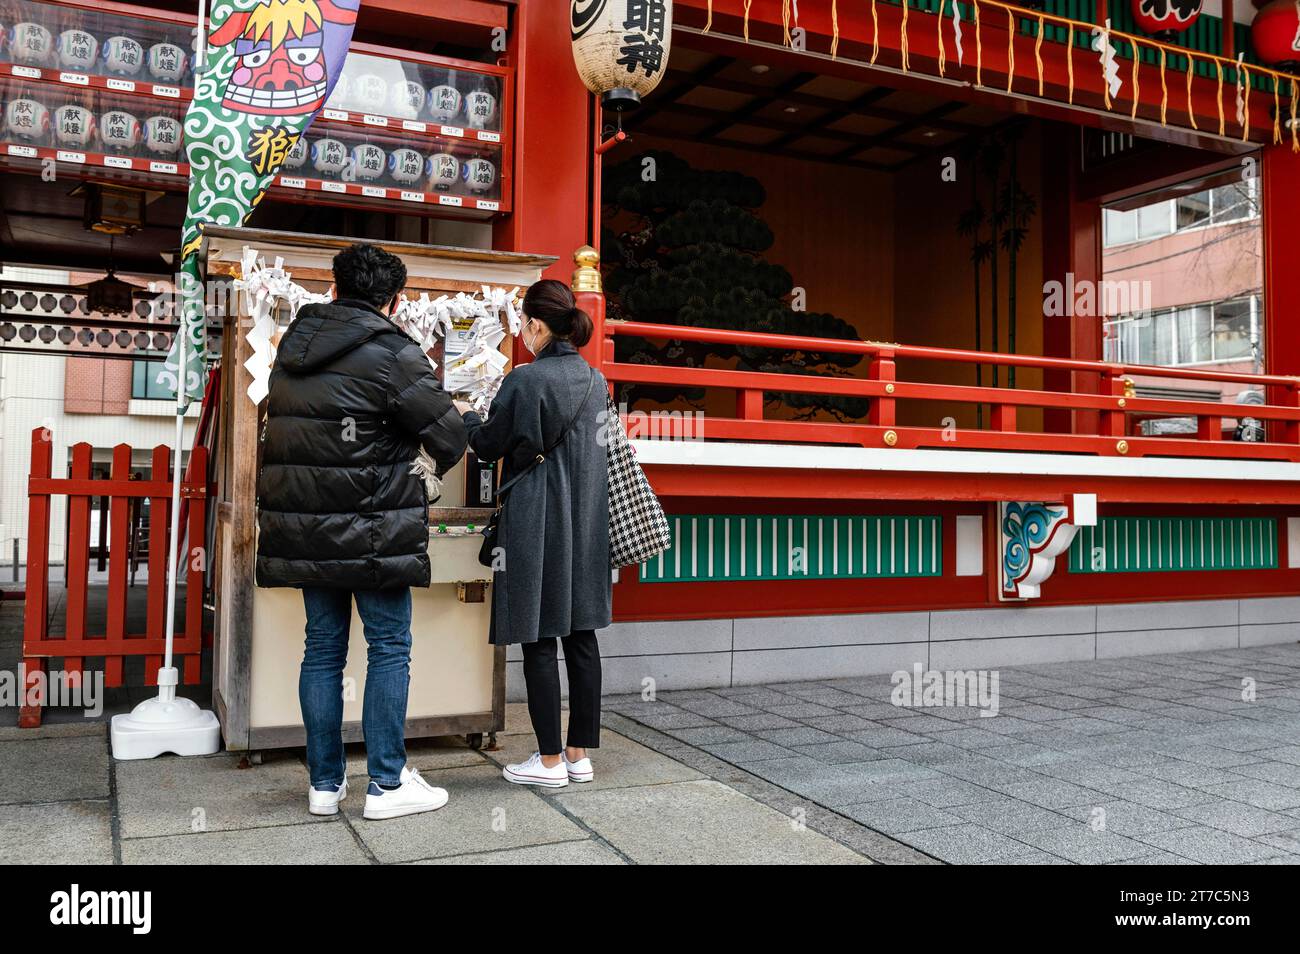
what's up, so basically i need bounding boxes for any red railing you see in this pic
[602,320,1300,462]
[20,428,208,727]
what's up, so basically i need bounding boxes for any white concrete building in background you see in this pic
[0,265,198,566]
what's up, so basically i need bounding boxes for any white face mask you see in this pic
[522,318,543,356]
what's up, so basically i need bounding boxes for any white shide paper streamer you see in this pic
[232,247,519,499]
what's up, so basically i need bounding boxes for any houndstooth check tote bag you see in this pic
[606,392,671,568]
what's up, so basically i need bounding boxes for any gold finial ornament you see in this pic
[572,245,602,293]
[883,430,899,446]
[1116,440,1129,455]
[1122,377,1136,399]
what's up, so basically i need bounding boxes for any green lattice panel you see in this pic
[1068,517,1278,573]
[639,514,943,582]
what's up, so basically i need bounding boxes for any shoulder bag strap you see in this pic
[493,366,595,501]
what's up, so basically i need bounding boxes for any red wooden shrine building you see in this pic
[5,0,1300,696]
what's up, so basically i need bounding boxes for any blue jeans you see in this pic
[300,587,412,788]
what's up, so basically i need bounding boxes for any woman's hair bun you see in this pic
[523,279,594,347]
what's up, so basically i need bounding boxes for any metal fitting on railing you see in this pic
[572,246,601,293]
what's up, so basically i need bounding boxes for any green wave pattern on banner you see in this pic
[158,0,361,407]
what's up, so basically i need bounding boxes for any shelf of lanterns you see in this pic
[263,48,510,217]
[0,1,513,216]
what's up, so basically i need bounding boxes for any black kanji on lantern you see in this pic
[618,0,667,77]
[1139,0,1202,23]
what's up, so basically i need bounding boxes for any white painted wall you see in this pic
[0,266,198,566]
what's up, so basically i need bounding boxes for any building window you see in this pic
[1103,295,1261,369]
[1103,179,1259,248]
[131,356,172,400]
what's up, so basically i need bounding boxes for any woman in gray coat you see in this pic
[455,280,611,788]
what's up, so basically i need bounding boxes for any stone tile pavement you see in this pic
[604,644,1300,864]
[0,703,882,865]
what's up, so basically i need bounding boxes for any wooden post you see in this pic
[104,444,132,687]
[736,389,764,421]
[572,245,604,369]
[867,350,896,428]
[1098,372,1129,438]
[63,443,92,684]
[145,444,170,682]
[20,428,52,728]
[183,446,208,684]
[990,405,1018,433]
[221,288,261,750]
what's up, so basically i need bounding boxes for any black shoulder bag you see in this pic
[477,368,595,567]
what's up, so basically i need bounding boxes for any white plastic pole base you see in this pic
[110,667,220,760]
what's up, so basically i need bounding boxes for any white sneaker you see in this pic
[503,752,569,788]
[564,754,594,783]
[362,766,449,820]
[307,778,348,816]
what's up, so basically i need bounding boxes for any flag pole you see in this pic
[196,0,208,72]
[109,0,219,759]
[161,314,186,684]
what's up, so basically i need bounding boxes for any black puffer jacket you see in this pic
[255,299,467,590]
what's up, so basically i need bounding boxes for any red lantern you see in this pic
[1251,0,1300,68]
[1131,0,1204,36]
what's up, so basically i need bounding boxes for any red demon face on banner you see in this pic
[209,0,358,116]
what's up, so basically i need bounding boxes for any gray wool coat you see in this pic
[462,339,612,646]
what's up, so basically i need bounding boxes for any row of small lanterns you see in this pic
[0,323,173,350]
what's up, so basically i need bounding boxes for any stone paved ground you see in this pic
[6,583,1300,864]
[605,644,1300,864]
[1,593,902,865]
[0,703,893,865]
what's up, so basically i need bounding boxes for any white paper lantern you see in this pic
[99,110,142,151]
[350,143,386,180]
[102,36,145,76]
[147,42,188,83]
[350,73,388,113]
[283,136,308,169]
[462,156,496,194]
[5,98,50,142]
[144,115,182,154]
[388,80,426,119]
[56,29,99,72]
[427,84,462,123]
[310,137,348,176]
[54,104,96,147]
[428,152,459,190]
[10,22,54,66]
[570,0,673,110]
[464,89,497,129]
[387,147,426,185]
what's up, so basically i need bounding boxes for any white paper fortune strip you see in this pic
[235,247,519,421]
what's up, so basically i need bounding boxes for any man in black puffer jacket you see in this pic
[256,243,466,821]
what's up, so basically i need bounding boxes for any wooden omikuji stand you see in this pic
[202,227,554,753]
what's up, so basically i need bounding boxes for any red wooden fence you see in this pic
[20,428,208,728]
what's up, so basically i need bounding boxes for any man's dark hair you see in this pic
[332,243,407,310]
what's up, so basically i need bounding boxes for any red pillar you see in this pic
[494,1,596,365]
[1262,143,1300,432]
[1041,125,1102,435]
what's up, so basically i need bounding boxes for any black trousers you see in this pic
[520,629,602,755]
